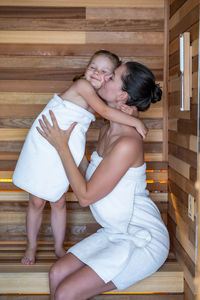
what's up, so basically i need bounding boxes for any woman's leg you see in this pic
[49,253,85,299]
[50,193,66,258]
[50,253,116,300]
[21,193,46,265]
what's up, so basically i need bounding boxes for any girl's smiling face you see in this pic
[84,55,115,90]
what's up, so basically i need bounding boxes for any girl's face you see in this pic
[85,55,115,90]
[97,64,127,106]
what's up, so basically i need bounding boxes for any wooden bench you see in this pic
[0,243,183,295]
[0,164,182,298]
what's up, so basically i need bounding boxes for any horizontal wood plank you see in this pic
[0,191,168,203]
[169,167,196,196]
[0,128,163,142]
[169,143,197,169]
[169,5,199,42]
[0,56,164,69]
[0,18,164,32]
[0,31,86,44]
[0,261,183,294]
[169,0,199,30]
[86,32,164,44]
[0,6,86,18]
[0,170,168,181]
[0,44,164,57]
[0,67,162,81]
[0,1,165,8]
[168,130,197,152]
[86,7,164,20]
[168,154,190,179]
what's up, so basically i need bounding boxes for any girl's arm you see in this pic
[37,111,141,207]
[76,79,147,139]
[119,104,139,118]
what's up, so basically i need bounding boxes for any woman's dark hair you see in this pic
[73,50,121,82]
[122,61,162,111]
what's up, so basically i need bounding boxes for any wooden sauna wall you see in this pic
[0,1,167,243]
[168,0,199,299]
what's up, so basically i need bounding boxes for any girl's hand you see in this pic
[36,110,77,151]
[134,119,148,140]
[119,104,139,118]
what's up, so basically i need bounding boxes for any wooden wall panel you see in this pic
[168,0,199,298]
[0,0,167,252]
[0,0,165,8]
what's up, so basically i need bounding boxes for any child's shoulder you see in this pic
[75,78,95,94]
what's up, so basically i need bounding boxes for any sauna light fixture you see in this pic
[179,32,192,111]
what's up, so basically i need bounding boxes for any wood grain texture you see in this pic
[0,6,86,18]
[169,143,197,169]
[0,67,162,81]
[169,5,199,42]
[0,191,168,203]
[169,167,196,197]
[86,32,164,44]
[0,44,164,57]
[0,31,86,44]
[0,19,164,32]
[170,0,187,18]
[0,56,164,69]
[0,1,165,8]
[168,219,195,275]
[184,279,196,300]
[0,262,183,294]
[0,128,163,142]
[0,7,168,294]
[86,7,164,20]
[169,0,199,30]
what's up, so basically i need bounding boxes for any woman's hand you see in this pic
[36,110,77,152]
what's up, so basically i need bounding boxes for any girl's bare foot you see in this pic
[21,246,36,265]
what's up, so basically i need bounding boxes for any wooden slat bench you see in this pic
[0,244,183,295]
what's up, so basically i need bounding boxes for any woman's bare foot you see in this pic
[55,246,66,258]
[21,246,36,265]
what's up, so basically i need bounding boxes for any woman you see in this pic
[38,61,170,300]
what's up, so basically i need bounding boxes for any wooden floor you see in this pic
[0,243,184,299]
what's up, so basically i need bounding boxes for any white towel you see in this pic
[13,94,95,202]
[68,151,169,290]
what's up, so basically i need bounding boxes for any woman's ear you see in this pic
[118,91,129,103]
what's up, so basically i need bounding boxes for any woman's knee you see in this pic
[49,263,61,285]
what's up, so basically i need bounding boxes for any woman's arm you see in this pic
[76,79,147,139]
[37,111,141,207]
[78,155,89,176]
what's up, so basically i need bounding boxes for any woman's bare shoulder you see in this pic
[117,134,141,152]
[112,134,143,166]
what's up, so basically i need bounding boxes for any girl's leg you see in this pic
[53,254,116,300]
[50,194,66,258]
[49,253,85,299]
[21,194,46,265]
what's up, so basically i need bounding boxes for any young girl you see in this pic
[12,50,146,265]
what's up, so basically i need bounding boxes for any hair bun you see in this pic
[151,83,162,103]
